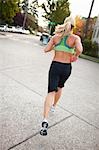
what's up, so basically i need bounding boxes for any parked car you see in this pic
[0,24,8,32]
[0,24,30,34]
[14,27,30,34]
[22,28,30,34]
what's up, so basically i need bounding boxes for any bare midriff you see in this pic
[53,51,72,63]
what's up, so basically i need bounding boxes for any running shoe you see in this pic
[50,105,55,112]
[40,121,48,136]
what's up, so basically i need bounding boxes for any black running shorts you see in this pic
[48,61,72,93]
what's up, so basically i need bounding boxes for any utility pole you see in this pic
[22,0,28,29]
[84,0,95,38]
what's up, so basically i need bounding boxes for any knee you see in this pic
[47,91,55,97]
[57,87,62,92]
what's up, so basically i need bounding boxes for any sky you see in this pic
[69,0,98,18]
[29,0,99,26]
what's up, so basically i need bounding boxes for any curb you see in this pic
[0,32,6,36]
[80,54,99,63]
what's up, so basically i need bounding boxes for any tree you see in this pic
[21,0,38,19]
[14,12,24,27]
[41,0,70,35]
[21,0,28,12]
[29,0,38,18]
[42,0,70,24]
[73,16,85,38]
[28,0,38,29]
[0,0,20,24]
[21,0,38,29]
[26,13,38,30]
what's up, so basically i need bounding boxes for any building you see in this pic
[92,15,99,44]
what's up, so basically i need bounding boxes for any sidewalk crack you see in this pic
[58,105,99,130]
[8,114,73,150]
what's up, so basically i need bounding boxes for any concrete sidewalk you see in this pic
[0,33,99,150]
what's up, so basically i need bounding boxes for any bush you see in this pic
[82,39,99,57]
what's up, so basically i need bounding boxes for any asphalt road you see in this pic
[0,33,99,150]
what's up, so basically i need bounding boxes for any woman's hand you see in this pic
[44,37,55,53]
[70,55,78,62]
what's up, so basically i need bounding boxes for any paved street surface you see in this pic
[0,32,99,150]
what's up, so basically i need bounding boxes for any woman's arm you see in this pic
[44,37,55,53]
[70,36,83,62]
[74,36,83,57]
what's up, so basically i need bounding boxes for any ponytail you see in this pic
[55,21,72,38]
[54,15,74,39]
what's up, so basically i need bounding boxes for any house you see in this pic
[92,15,99,44]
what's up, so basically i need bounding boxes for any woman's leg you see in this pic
[43,91,55,118]
[53,87,62,107]
[40,91,55,136]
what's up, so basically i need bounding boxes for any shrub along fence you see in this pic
[82,39,99,58]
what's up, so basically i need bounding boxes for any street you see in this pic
[0,33,99,150]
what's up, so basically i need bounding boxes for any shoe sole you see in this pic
[40,121,48,136]
[40,130,47,136]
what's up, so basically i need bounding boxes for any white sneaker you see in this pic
[40,121,48,136]
[50,105,55,112]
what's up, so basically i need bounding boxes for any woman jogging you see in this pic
[40,16,83,136]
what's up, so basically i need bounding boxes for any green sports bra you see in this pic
[54,35,75,54]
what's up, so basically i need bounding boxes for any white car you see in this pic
[0,25,7,32]
[21,29,30,34]
[15,27,30,34]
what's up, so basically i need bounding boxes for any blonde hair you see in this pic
[55,15,75,36]
[64,15,75,26]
